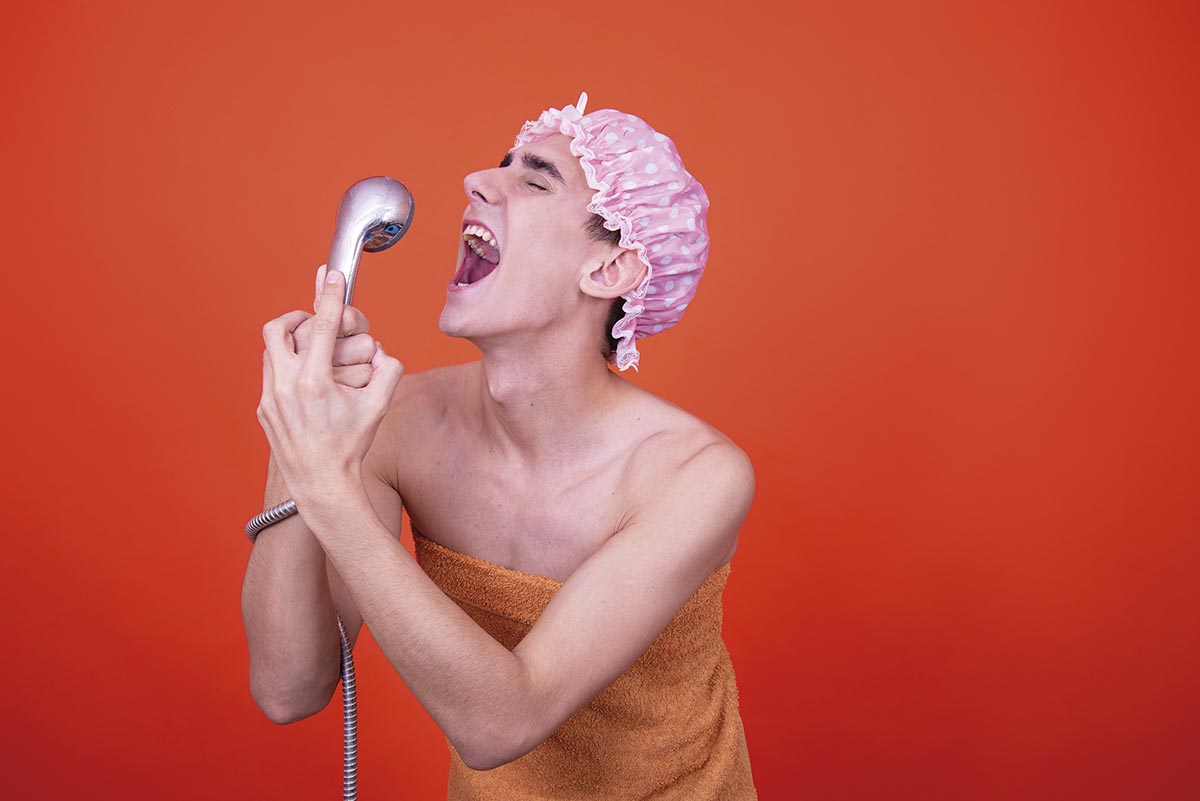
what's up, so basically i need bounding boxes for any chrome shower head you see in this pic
[327,176,415,304]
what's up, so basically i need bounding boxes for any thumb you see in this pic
[302,268,346,377]
[313,264,327,310]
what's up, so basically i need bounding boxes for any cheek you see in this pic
[508,199,597,274]
[517,222,587,266]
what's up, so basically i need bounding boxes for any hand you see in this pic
[290,264,377,388]
[257,269,405,509]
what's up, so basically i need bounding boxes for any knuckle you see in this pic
[352,334,376,359]
[333,366,361,389]
[297,373,321,393]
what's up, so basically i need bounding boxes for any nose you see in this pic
[463,168,501,206]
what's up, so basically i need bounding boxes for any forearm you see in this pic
[240,451,341,721]
[303,481,533,770]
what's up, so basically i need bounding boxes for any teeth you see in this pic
[466,239,489,260]
[462,224,498,248]
[462,224,500,263]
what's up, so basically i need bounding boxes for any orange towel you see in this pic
[413,528,758,800]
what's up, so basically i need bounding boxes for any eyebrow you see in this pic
[499,150,567,186]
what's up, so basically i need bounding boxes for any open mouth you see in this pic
[453,223,502,287]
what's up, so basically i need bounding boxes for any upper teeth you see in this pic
[462,224,500,263]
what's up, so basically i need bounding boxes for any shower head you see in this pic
[327,176,415,304]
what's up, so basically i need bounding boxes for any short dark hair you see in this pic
[585,213,626,360]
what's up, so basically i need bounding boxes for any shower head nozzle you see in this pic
[327,176,415,304]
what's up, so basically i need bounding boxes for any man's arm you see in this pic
[301,440,754,770]
[240,445,403,724]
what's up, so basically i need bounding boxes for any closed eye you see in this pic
[499,149,567,189]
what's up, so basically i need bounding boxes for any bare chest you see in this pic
[395,430,635,583]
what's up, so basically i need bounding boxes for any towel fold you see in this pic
[413,527,758,800]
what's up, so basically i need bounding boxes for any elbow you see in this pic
[457,705,548,771]
[258,698,319,726]
[459,741,523,773]
[455,727,513,772]
[459,750,502,773]
[252,691,311,725]
[246,646,342,726]
[454,656,549,771]
[250,677,337,726]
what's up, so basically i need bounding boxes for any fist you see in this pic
[291,264,376,388]
[257,267,404,508]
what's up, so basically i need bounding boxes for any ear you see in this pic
[580,249,647,300]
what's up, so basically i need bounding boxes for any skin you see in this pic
[249,133,755,771]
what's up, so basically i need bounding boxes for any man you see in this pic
[244,93,757,798]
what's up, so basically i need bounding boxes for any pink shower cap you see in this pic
[514,91,711,372]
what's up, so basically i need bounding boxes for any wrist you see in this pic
[293,470,369,523]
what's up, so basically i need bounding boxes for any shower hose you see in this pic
[247,501,358,801]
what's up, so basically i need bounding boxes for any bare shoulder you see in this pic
[384,360,472,424]
[366,360,475,487]
[618,390,755,563]
[623,389,753,484]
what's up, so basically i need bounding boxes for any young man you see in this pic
[244,93,758,799]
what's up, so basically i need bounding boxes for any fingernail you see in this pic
[327,270,340,284]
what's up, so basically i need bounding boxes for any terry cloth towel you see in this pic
[412,527,758,800]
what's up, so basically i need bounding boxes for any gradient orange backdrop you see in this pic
[2,1,1197,799]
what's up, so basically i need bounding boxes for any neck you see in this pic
[475,338,624,475]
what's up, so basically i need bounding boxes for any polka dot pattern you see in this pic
[514,94,711,373]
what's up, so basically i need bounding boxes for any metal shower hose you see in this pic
[246,503,359,801]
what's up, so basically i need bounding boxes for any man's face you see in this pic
[439,133,613,348]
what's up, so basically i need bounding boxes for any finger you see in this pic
[292,316,309,355]
[333,363,373,389]
[303,269,345,379]
[263,310,313,363]
[295,308,367,357]
[258,349,279,445]
[314,264,327,310]
[332,332,377,366]
[339,305,370,337]
[363,341,405,414]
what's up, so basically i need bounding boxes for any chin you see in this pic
[438,307,492,345]
[437,308,465,338]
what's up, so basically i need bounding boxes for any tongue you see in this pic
[464,248,500,283]
[470,257,499,283]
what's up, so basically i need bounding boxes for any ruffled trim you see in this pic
[515,93,652,373]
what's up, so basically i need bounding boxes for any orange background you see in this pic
[2,1,1197,798]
